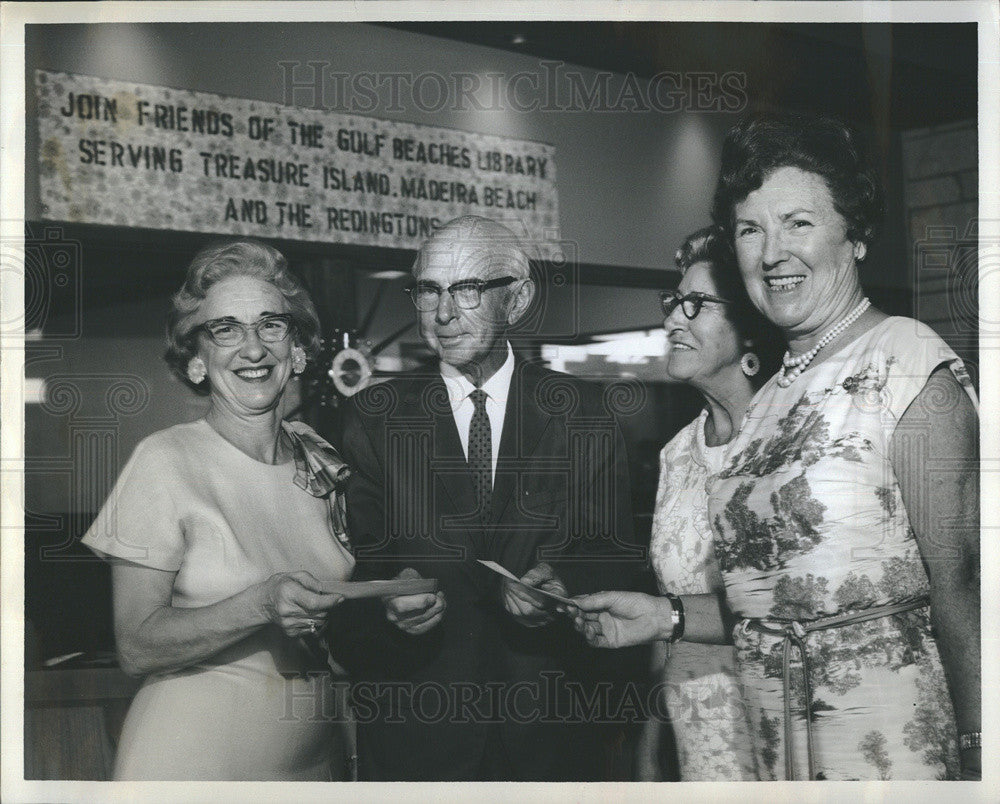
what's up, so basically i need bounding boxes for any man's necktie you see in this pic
[468,389,492,517]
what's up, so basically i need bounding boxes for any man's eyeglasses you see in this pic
[194,314,293,347]
[659,290,732,320]
[406,276,518,312]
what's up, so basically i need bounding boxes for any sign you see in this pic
[35,70,560,254]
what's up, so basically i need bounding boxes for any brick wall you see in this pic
[902,120,978,386]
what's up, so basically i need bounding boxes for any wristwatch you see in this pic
[663,592,685,643]
[959,732,981,751]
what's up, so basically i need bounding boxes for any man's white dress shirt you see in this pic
[440,342,515,485]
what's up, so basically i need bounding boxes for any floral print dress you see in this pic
[705,317,977,781]
[649,410,757,781]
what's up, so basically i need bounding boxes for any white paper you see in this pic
[477,560,575,606]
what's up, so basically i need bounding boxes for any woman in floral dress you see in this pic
[635,226,781,781]
[573,113,980,781]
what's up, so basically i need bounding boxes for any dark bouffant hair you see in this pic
[674,225,784,385]
[711,112,885,251]
[164,239,321,393]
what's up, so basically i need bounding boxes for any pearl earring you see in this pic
[741,352,760,377]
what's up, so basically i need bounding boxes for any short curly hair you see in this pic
[164,239,321,392]
[711,112,885,251]
[673,225,784,385]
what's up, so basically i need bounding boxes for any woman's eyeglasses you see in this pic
[406,276,518,311]
[659,290,732,320]
[195,314,293,347]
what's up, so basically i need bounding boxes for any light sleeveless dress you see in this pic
[706,317,976,780]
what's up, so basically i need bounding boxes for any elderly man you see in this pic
[333,215,642,781]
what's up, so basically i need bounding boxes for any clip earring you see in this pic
[291,345,307,375]
[187,356,207,384]
[741,352,761,378]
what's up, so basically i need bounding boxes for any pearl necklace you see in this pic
[777,297,871,387]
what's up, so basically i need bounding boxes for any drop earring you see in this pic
[187,356,207,384]
[741,351,760,378]
[291,345,307,375]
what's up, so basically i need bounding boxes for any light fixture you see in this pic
[368,269,409,280]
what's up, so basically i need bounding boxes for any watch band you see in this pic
[664,592,685,643]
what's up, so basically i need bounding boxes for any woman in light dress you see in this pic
[84,239,356,780]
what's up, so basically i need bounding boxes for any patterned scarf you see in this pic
[282,420,353,555]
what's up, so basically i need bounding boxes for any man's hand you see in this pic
[570,590,673,648]
[383,568,446,635]
[501,562,567,627]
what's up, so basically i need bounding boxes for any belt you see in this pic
[741,595,930,781]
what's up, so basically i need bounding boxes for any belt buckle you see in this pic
[787,621,807,640]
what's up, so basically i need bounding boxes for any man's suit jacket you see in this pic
[333,358,646,781]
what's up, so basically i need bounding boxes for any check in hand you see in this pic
[383,567,446,635]
[501,562,568,627]
[570,590,670,648]
[260,570,345,638]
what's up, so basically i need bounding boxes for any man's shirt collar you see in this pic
[440,342,515,405]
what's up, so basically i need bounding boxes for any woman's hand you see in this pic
[113,562,346,677]
[634,722,664,782]
[383,568,447,635]
[502,562,567,627]
[259,571,345,638]
[570,591,674,648]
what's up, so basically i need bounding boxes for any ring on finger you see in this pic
[307,619,319,635]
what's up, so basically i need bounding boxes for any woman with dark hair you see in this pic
[575,114,980,781]
[82,239,356,780]
[584,226,782,780]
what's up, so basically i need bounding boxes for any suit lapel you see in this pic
[411,362,555,539]
[420,376,477,517]
[489,361,554,525]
